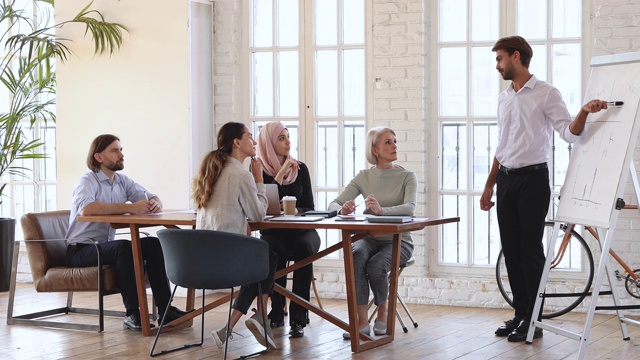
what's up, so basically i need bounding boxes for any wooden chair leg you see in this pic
[311,273,323,310]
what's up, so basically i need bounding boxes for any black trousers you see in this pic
[231,248,277,315]
[262,229,321,327]
[496,167,549,321]
[65,237,171,315]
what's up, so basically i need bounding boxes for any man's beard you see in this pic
[105,161,124,171]
[501,67,515,81]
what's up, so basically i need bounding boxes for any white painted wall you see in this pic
[56,0,192,210]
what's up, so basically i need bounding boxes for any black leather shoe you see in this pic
[289,322,304,337]
[268,310,285,329]
[270,319,285,328]
[507,322,543,342]
[495,316,522,336]
[158,306,191,325]
[123,312,155,331]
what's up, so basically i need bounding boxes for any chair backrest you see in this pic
[157,229,269,290]
[20,210,71,286]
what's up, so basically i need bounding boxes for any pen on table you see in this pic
[607,101,624,106]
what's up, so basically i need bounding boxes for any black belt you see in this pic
[498,163,547,175]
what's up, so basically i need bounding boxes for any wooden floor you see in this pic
[3,284,640,359]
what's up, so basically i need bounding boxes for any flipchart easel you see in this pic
[526,52,640,359]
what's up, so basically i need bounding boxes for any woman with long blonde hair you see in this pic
[193,121,278,350]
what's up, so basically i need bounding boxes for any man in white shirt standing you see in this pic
[480,36,607,342]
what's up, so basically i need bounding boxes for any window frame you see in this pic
[429,0,592,276]
[241,0,373,261]
[0,0,57,240]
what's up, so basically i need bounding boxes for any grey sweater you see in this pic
[328,166,417,244]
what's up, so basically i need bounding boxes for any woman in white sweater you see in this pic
[193,122,277,349]
[328,126,417,339]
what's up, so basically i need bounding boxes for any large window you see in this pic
[247,0,368,253]
[0,0,57,240]
[437,0,583,269]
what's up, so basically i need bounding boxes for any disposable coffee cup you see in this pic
[282,196,297,216]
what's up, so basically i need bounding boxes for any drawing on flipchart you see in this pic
[563,71,639,211]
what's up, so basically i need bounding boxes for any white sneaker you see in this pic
[373,320,387,335]
[343,324,371,340]
[245,312,278,349]
[211,327,227,348]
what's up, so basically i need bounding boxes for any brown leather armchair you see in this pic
[6,210,149,332]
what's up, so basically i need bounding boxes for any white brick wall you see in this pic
[209,0,640,314]
[16,0,640,316]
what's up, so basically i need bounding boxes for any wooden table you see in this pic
[249,216,459,353]
[78,211,198,336]
[78,212,459,353]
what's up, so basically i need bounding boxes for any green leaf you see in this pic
[0,1,127,203]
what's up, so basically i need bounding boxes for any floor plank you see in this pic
[2,284,640,359]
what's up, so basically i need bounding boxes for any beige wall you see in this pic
[56,0,192,209]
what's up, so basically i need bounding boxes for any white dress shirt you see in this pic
[495,75,582,169]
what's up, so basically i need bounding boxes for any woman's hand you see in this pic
[251,157,264,183]
[340,199,357,215]
[364,194,382,215]
[274,159,299,184]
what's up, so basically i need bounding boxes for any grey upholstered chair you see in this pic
[150,229,270,359]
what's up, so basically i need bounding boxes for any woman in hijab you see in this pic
[257,121,321,338]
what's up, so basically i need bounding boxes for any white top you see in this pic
[196,157,268,235]
[495,75,582,169]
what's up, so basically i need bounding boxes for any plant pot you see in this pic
[0,217,16,292]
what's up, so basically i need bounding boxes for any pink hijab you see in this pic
[257,122,299,185]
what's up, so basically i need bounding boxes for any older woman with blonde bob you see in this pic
[328,126,417,339]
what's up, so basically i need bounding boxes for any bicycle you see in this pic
[496,218,640,319]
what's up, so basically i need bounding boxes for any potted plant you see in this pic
[0,0,127,291]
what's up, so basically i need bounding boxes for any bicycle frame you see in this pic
[582,225,640,283]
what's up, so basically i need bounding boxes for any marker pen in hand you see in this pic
[607,101,624,106]
[144,191,149,201]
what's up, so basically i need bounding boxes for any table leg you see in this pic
[341,230,361,352]
[129,224,153,336]
[343,232,400,352]
[386,234,401,336]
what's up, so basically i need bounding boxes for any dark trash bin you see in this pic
[0,217,16,292]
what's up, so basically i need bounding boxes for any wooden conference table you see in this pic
[78,212,459,353]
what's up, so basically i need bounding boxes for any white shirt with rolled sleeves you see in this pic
[65,170,157,245]
[495,75,583,169]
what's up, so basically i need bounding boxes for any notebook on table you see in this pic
[366,216,414,223]
[268,216,324,222]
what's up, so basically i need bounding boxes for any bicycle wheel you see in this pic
[496,221,594,319]
[625,269,640,299]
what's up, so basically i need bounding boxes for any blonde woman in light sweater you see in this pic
[328,126,417,339]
